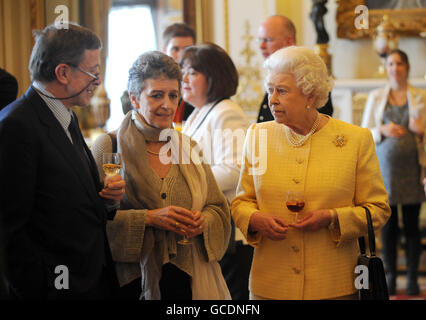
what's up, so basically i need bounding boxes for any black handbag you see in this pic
[356,206,389,300]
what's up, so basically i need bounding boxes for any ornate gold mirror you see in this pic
[336,0,426,39]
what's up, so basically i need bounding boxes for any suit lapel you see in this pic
[26,87,102,207]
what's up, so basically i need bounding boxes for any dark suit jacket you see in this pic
[0,69,18,110]
[0,87,118,299]
[257,92,334,123]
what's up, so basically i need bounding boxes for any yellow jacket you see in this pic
[231,117,391,300]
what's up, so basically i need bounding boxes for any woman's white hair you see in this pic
[264,46,334,109]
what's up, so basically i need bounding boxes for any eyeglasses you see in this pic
[256,37,275,44]
[76,66,99,81]
[68,63,99,81]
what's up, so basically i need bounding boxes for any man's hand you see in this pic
[99,174,126,203]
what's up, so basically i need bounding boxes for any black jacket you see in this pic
[0,87,118,299]
[0,69,18,110]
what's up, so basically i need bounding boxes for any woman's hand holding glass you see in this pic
[184,210,205,238]
[248,212,288,241]
[146,206,205,238]
[291,209,333,232]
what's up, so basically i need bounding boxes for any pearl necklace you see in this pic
[285,113,321,148]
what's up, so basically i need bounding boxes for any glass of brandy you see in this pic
[286,191,305,224]
[102,153,122,186]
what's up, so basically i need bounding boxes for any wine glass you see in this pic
[178,210,196,246]
[102,153,122,186]
[285,191,305,224]
[178,232,192,246]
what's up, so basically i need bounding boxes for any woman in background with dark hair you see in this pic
[362,49,426,296]
[180,43,252,300]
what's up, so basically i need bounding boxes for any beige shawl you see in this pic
[114,111,218,299]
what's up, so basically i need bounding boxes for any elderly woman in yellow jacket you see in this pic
[231,46,391,300]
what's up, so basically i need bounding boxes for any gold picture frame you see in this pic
[336,0,426,39]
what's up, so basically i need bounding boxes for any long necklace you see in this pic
[146,149,164,156]
[146,143,169,156]
[285,113,321,148]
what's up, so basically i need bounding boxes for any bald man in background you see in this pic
[256,15,333,123]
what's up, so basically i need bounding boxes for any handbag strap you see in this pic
[358,234,367,256]
[358,206,377,256]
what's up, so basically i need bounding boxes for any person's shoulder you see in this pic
[247,120,280,133]
[408,84,426,97]
[328,117,371,138]
[94,131,115,145]
[0,97,39,141]
[0,94,34,123]
[368,86,388,97]
[215,98,245,115]
[254,120,279,128]
[0,68,17,83]
[211,99,249,125]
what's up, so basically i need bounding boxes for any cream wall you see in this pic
[210,0,275,116]
[278,0,426,79]
[210,0,425,81]
[207,0,425,123]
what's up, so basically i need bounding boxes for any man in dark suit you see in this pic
[0,68,18,110]
[0,23,125,299]
[256,15,333,123]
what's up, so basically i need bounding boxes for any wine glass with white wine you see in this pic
[102,153,122,186]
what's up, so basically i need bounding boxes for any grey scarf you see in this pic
[116,110,208,299]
